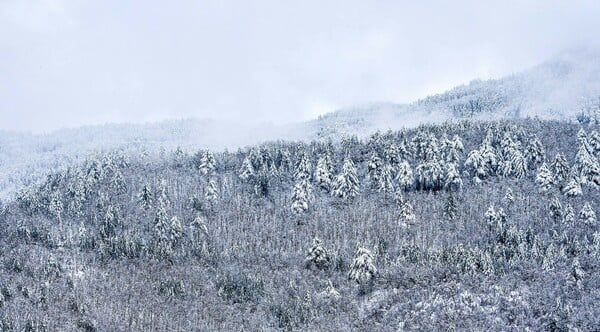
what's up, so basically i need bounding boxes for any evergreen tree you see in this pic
[525,136,545,169]
[465,149,486,183]
[205,178,219,204]
[291,180,309,215]
[535,162,554,192]
[574,129,600,186]
[564,204,575,223]
[348,247,377,284]
[305,238,330,270]
[367,152,382,189]
[315,155,333,192]
[579,202,597,225]
[549,195,563,222]
[395,160,414,190]
[138,184,153,210]
[551,153,570,187]
[563,177,583,197]
[199,150,216,176]
[377,163,394,193]
[331,159,360,200]
[444,193,458,220]
[568,257,586,289]
[504,188,515,206]
[444,162,462,191]
[239,155,255,181]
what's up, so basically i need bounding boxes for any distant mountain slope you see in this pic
[308,51,600,138]
[1,51,599,199]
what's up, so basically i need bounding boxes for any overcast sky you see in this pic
[1,0,599,133]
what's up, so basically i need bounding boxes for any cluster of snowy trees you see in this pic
[2,118,600,330]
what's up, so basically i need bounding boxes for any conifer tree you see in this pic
[367,152,382,189]
[348,247,377,284]
[305,238,330,270]
[138,184,153,210]
[549,195,563,222]
[563,177,583,197]
[331,159,360,200]
[239,155,255,181]
[291,180,309,215]
[315,155,333,192]
[525,136,545,169]
[564,203,575,223]
[395,160,414,190]
[199,150,216,176]
[444,193,458,220]
[465,149,486,183]
[579,202,597,225]
[377,163,394,193]
[535,163,554,192]
[444,162,462,191]
[551,153,570,187]
[205,178,219,204]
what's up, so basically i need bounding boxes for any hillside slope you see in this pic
[1,119,599,330]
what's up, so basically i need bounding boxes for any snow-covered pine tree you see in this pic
[444,193,458,220]
[377,163,394,193]
[305,238,330,270]
[198,150,216,176]
[549,195,563,222]
[138,183,153,210]
[291,180,309,215]
[205,178,219,204]
[465,149,486,183]
[535,163,554,192]
[564,203,575,223]
[574,129,600,187]
[444,162,462,191]
[525,136,545,169]
[367,152,382,189]
[579,202,597,225]
[399,198,416,225]
[315,155,333,192]
[563,177,583,197]
[294,150,312,181]
[348,247,377,284]
[511,150,527,179]
[239,155,255,181]
[551,153,570,187]
[395,160,414,190]
[504,188,515,206]
[568,257,586,289]
[331,159,360,200]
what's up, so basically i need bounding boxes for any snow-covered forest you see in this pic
[1,118,599,330]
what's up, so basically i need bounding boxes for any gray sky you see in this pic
[1,0,599,133]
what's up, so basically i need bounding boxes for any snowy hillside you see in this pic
[1,52,599,200]
[310,51,600,138]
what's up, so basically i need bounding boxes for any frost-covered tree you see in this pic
[568,257,586,289]
[444,162,462,191]
[198,150,216,176]
[549,195,563,222]
[315,155,333,192]
[465,149,486,183]
[542,243,557,271]
[535,163,554,192]
[563,177,583,197]
[348,247,377,284]
[377,163,394,193]
[444,193,458,220]
[574,129,600,187]
[331,159,360,200]
[551,153,570,187]
[291,180,309,215]
[205,178,219,204]
[504,188,515,206]
[511,150,527,179]
[395,160,414,190]
[305,238,330,270]
[367,152,382,189]
[399,198,415,225]
[48,191,63,222]
[294,150,312,181]
[239,155,255,181]
[525,136,545,169]
[138,183,153,210]
[564,204,575,223]
[579,202,597,225]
